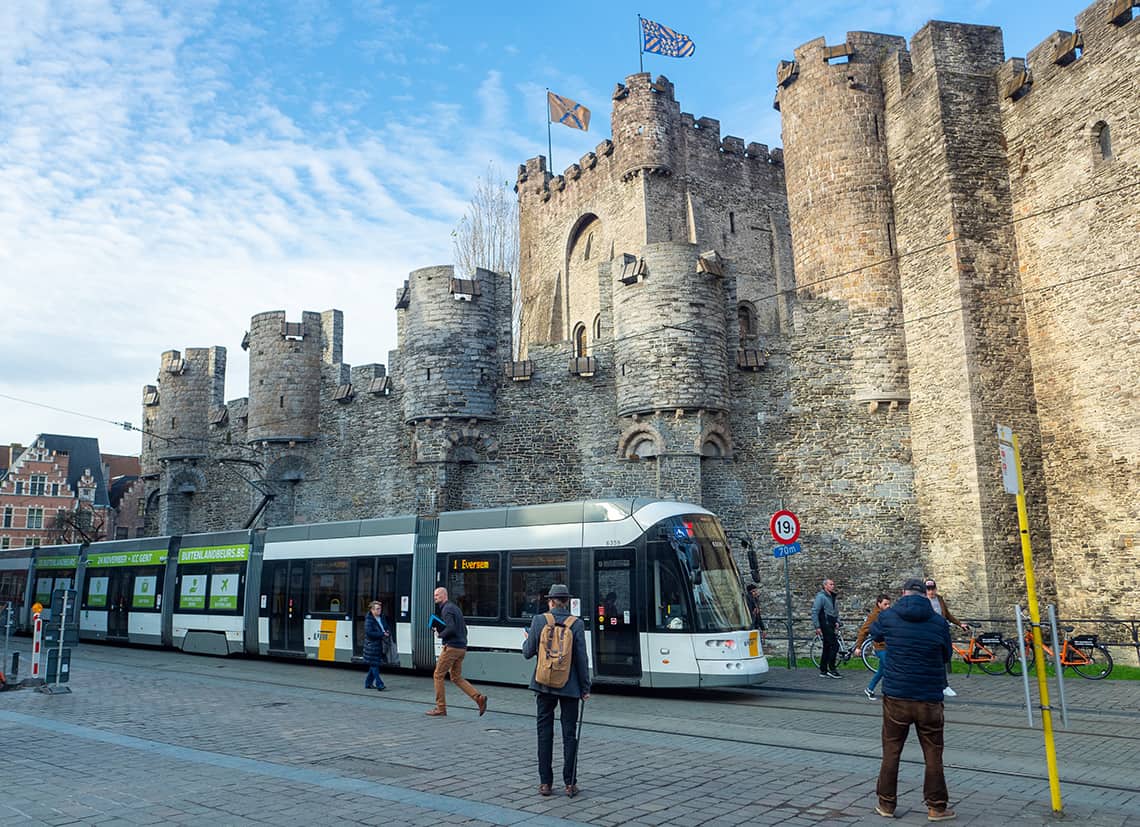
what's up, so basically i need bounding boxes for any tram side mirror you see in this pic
[741,536,760,584]
[685,547,702,586]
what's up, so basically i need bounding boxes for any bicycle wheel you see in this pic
[1070,644,1113,680]
[979,642,1012,675]
[1006,643,1033,675]
[861,642,879,672]
[809,636,822,668]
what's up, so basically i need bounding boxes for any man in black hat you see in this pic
[869,577,955,821]
[521,583,591,798]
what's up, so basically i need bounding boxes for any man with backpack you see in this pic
[521,583,591,798]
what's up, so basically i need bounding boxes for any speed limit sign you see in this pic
[769,510,801,544]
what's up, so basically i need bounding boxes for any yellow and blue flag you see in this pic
[641,18,695,58]
[547,91,591,131]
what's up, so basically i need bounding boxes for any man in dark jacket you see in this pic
[522,584,591,798]
[426,587,488,718]
[812,578,841,678]
[870,578,955,822]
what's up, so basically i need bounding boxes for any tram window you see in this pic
[309,558,349,614]
[508,551,567,619]
[446,553,500,619]
[179,567,209,610]
[132,575,158,609]
[651,557,690,631]
[179,563,244,613]
[208,565,242,610]
[86,575,110,608]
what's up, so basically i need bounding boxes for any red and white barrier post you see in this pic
[31,612,43,679]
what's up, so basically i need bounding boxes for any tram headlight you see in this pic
[706,638,736,649]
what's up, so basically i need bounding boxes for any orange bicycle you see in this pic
[947,627,1011,675]
[1005,625,1114,680]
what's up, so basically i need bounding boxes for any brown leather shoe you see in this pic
[927,807,956,822]
[565,784,579,798]
[538,783,551,797]
[425,708,446,717]
[476,694,488,716]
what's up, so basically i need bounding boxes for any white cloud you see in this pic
[0,0,533,456]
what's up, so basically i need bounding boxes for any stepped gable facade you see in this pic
[139,0,1138,625]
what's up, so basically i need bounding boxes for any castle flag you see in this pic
[547,91,590,131]
[641,18,695,58]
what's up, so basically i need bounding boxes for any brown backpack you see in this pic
[535,612,577,688]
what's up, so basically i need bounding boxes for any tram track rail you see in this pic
[67,647,1140,797]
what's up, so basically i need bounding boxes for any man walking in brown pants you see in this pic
[426,587,488,718]
[869,578,955,821]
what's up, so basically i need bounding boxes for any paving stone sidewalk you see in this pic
[1,645,1137,826]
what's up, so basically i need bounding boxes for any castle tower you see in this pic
[397,265,511,512]
[399,266,511,425]
[611,73,682,190]
[140,347,226,471]
[776,32,910,401]
[613,242,729,417]
[247,310,341,444]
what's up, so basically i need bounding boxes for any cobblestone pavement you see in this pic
[1,645,1138,826]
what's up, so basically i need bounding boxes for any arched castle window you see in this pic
[592,313,602,341]
[617,424,662,461]
[738,302,758,342]
[1093,121,1113,162]
[573,323,588,358]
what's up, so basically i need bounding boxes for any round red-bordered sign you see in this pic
[769,510,801,544]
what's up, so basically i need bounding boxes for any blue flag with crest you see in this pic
[641,18,695,58]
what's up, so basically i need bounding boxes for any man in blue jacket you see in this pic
[870,577,955,822]
[522,583,591,798]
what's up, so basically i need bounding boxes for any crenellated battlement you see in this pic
[518,73,782,208]
[999,0,1139,100]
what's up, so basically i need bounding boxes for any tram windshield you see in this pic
[656,514,750,632]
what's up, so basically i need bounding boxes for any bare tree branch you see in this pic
[452,163,521,357]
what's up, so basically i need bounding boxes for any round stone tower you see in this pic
[611,73,682,181]
[246,311,326,444]
[140,347,226,470]
[776,32,910,399]
[612,242,729,417]
[399,265,505,424]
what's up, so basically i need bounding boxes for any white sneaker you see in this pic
[943,686,957,697]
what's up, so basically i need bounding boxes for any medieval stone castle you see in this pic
[139,0,1138,624]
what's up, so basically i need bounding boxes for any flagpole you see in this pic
[638,14,644,73]
[546,88,554,172]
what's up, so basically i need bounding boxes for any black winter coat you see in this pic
[363,613,389,667]
[870,594,951,703]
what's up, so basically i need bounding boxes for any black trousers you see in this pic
[820,624,839,673]
[536,693,580,786]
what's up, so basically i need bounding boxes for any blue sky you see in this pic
[0,0,1088,455]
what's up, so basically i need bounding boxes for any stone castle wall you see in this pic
[139,0,1138,631]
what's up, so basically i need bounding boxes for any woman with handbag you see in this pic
[363,600,390,691]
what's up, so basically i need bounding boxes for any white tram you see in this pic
[0,499,768,688]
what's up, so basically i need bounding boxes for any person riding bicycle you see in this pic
[812,578,841,679]
[855,593,891,700]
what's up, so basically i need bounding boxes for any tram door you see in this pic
[266,560,307,653]
[106,570,131,639]
[353,558,397,656]
[592,548,641,678]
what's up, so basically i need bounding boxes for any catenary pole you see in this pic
[1011,430,1063,813]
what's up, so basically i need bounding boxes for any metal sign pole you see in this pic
[55,590,68,690]
[783,556,796,668]
[1014,605,1033,727]
[1,601,10,683]
[1046,604,1068,728]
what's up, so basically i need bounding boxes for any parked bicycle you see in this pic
[1006,625,1114,680]
[950,626,1012,675]
[810,624,875,672]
